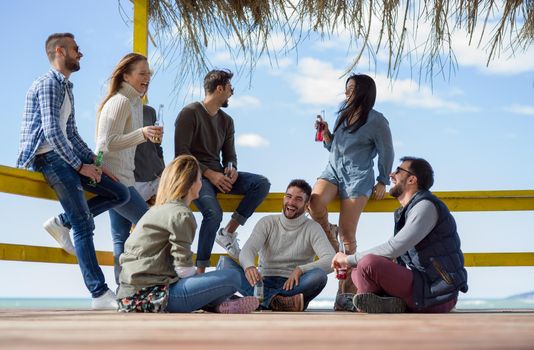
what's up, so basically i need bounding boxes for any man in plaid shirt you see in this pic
[16,33,130,309]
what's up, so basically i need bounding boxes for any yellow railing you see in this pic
[1,164,534,267]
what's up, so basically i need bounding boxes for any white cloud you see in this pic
[236,133,270,148]
[451,30,534,75]
[211,51,235,65]
[504,104,534,116]
[288,57,478,112]
[288,57,345,106]
[303,7,534,76]
[374,75,479,112]
[230,95,262,109]
[257,56,293,71]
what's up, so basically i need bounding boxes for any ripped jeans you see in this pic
[34,151,130,298]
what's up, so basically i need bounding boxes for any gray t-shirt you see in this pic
[174,102,237,174]
[347,199,438,266]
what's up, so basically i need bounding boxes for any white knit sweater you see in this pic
[239,213,335,278]
[96,82,146,186]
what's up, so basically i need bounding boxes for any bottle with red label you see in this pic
[315,114,325,142]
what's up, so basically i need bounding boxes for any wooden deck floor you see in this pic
[1,309,534,350]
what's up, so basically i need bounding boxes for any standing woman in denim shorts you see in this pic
[96,53,163,283]
[309,74,394,299]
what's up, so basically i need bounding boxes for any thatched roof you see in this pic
[144,0,533,87]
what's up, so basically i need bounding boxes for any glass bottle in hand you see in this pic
[151,104,164,143]
[336,239,348,280]
[254,266,264,304]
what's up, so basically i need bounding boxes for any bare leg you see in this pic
[309,179,339,250]
[339,196,368,254]
[338,196,368,295]
[224,219,240,234]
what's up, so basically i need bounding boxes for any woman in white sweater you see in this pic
[96,53,163,282]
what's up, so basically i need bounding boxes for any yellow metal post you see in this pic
[133,0,148,56]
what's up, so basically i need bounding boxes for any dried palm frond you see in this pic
[137,0,533,92]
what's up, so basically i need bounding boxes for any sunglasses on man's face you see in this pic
[394,167,415,176]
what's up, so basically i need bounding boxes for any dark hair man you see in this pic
[217,179,335,311]
[174,69,271,273]
[332,157,468,313]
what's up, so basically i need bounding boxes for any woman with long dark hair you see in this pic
[96,53,163,283]
[309,74,394,305]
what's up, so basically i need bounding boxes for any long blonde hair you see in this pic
[97,53,147,114]
[155,155,200,206]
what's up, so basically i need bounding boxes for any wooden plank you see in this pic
[0,310,533,350]
[0,243,224,267]
[2,243,534,267]
[463,252,534,267]
[2,165,534,212]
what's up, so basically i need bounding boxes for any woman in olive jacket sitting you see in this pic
[117,155,258,313]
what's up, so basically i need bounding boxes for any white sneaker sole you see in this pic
[43,218,76,255]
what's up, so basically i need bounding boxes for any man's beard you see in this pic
[389,183,404,198]
[221,99,229,108]
[65,57,80,72]
[283,205,305,219]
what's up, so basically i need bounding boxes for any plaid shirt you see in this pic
[16,68,94,170]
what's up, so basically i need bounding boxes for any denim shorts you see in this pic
[319,166,373,200]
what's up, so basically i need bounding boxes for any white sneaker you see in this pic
[43,216,76,255]
[215,228,241,259]
[92,289,118,310]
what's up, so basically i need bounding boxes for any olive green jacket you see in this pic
[117,200,196,298]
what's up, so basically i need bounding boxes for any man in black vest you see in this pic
[332,156,468,313]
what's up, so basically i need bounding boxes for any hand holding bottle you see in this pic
[252,266,264,304]
[334,240,348,280]
[87,151,104,186]
[244,266,261,285]
[151,104,164,143]
[224,161,238,183]
[142,125,163,143]
[315,110,330,143]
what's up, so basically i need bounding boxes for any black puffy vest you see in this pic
[394,190,468,310]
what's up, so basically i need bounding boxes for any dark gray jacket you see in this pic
[134,105,165,182]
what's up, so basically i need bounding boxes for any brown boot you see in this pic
[269,294,304,312]
[341,267,358,294]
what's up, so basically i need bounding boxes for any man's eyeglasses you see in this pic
[394,167,415,176]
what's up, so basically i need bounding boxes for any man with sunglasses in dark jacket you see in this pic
[332,156,468,313]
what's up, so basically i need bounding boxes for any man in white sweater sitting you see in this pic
[217,179,335,311]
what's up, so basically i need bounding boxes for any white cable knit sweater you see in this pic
[239,213,335,278]
[96,82,146,186]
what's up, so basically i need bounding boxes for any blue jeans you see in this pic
[108,187,149,283]
[166,269,242,313]
[217,256,328,310]
[193,171,270,267]
[33,151,130,298]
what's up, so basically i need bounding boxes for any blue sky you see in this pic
[1,1,533,300]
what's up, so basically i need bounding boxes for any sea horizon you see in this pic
[1,297,533,310]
